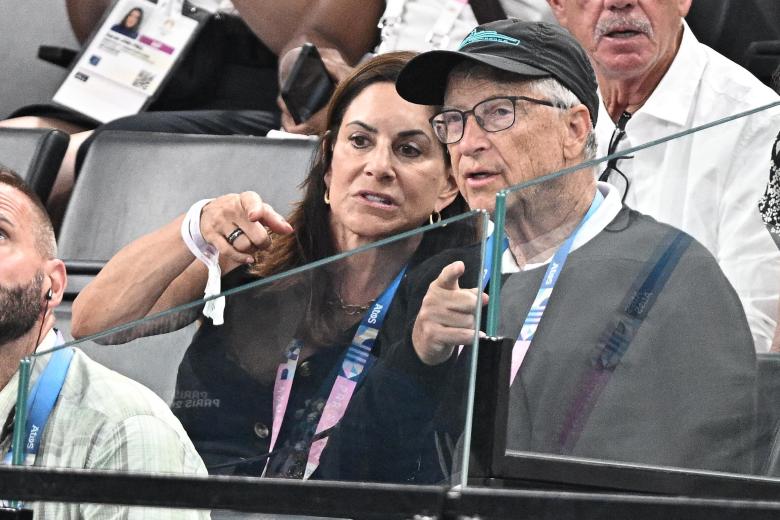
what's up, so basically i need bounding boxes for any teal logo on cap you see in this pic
[459,29,520,49]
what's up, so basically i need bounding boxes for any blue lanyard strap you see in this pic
[268,265,408,478]
[5,346,74,465]
[344,264,407,380]
[520,192,603,330]
[509,191,603,384]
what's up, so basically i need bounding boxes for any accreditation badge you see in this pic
[52,0,211,123]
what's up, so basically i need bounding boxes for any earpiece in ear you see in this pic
[46,288,53,300]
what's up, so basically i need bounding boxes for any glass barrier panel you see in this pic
[5,211,487,517]
[473,102,780,492]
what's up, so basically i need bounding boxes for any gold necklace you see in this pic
[326,293,374,315]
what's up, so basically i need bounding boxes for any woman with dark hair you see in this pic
[111,7,143,38]
[72,51,476,479]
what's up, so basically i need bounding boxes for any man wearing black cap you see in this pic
[347,20,758,481]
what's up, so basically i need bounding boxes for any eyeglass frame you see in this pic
[429,95,561,144]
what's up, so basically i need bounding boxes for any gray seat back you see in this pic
[57,131,316,400]
[686,0,780,87]
[59,130,316,260]
[757,353,780,476]
[0,127,69,201]
[55,302,195,405]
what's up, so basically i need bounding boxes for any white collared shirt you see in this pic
[595,21,780,352]
[501,182,622,274]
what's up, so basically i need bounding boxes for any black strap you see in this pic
[556,230,693,453]
[469,0,507,25]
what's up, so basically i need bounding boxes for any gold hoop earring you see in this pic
[429,210,441,225]
[324,189,330,205]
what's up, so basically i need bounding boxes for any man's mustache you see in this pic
[595,15,654,40]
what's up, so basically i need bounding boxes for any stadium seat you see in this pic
[686,0,780,87]
[757,353,780,476]
[684,0,729,53]
[55,130,316,401]
[0,127,69,201]
[745,41,780,90]
[58,130,315,261]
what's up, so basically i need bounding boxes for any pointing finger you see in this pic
[434,261,465,291]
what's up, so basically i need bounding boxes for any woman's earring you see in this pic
[429,210,441,225]
[324,188,331,205]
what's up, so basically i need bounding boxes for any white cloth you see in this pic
[595,22,780,352]
[377,0,556,54]
[502,182,622,273]
[181,198,225,325]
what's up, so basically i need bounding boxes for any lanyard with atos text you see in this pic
[267,266,407,479]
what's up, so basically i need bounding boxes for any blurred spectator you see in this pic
[548,0,780,352]
[1,0,292,226]
[276,0,555,133]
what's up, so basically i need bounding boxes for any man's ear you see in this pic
[435,168,460,213]
[562,104,591,162]
[43,259,67,309]
[546,0,568,26]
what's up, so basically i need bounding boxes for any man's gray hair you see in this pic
[524,77,598,161]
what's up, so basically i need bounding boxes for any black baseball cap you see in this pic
[396,20,599,125]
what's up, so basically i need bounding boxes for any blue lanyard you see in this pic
[4,345,74,465]
[268,265,408,479]
[508,191,603,383]
[341,264,407,381]
[518,192,603,335]
[482,192,603,290]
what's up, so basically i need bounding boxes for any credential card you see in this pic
[53,0,202,123]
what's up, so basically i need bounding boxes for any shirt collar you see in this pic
[501,182,623,273]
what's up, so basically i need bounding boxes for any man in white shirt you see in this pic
[0,167,208,518]
[547,0,780,352]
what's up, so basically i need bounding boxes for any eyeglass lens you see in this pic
[432,97,517,144]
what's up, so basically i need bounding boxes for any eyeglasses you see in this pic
[598,111,633,203]
[430,95,558,144]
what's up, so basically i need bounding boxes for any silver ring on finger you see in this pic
[226,227,245,246]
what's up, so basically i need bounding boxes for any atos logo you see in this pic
[26,424,40,451]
